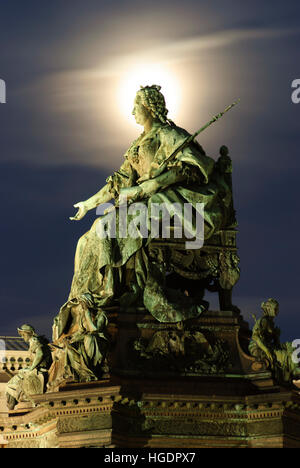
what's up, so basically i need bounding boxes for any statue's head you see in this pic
[261,298,279,317]
[132,84,172,126]
[17,324,36,342]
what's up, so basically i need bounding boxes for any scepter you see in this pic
[150,99,240,178]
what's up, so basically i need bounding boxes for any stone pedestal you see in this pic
[1,309,300,448]
[1,380,300,448]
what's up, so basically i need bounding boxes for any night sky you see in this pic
[0,0,300,341]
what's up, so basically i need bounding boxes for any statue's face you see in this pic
[132,95,151,126]
[262,300,279,317]
[19,331,31,343]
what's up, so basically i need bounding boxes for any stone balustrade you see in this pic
[0,336,31,375]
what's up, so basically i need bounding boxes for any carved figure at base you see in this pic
[47,294,109,391]
[249,299,300,385]
[132,326,230,374]
[6,325,52,410]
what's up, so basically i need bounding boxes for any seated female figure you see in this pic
[57,85,231,328]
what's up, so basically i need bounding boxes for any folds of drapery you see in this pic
[54,123,231,332]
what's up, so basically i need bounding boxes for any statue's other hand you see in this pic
[69,202,88,221]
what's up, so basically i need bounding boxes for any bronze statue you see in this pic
[6,325,52,410]
[47,295,109,390]
[62,86,236,317]
[249,299,300,385]
[48,85,239,386]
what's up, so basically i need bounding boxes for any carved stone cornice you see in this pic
[1,382,300,447]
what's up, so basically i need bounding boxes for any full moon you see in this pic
[118,63,181,126]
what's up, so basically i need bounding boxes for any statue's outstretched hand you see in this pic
[70,202,88,221]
